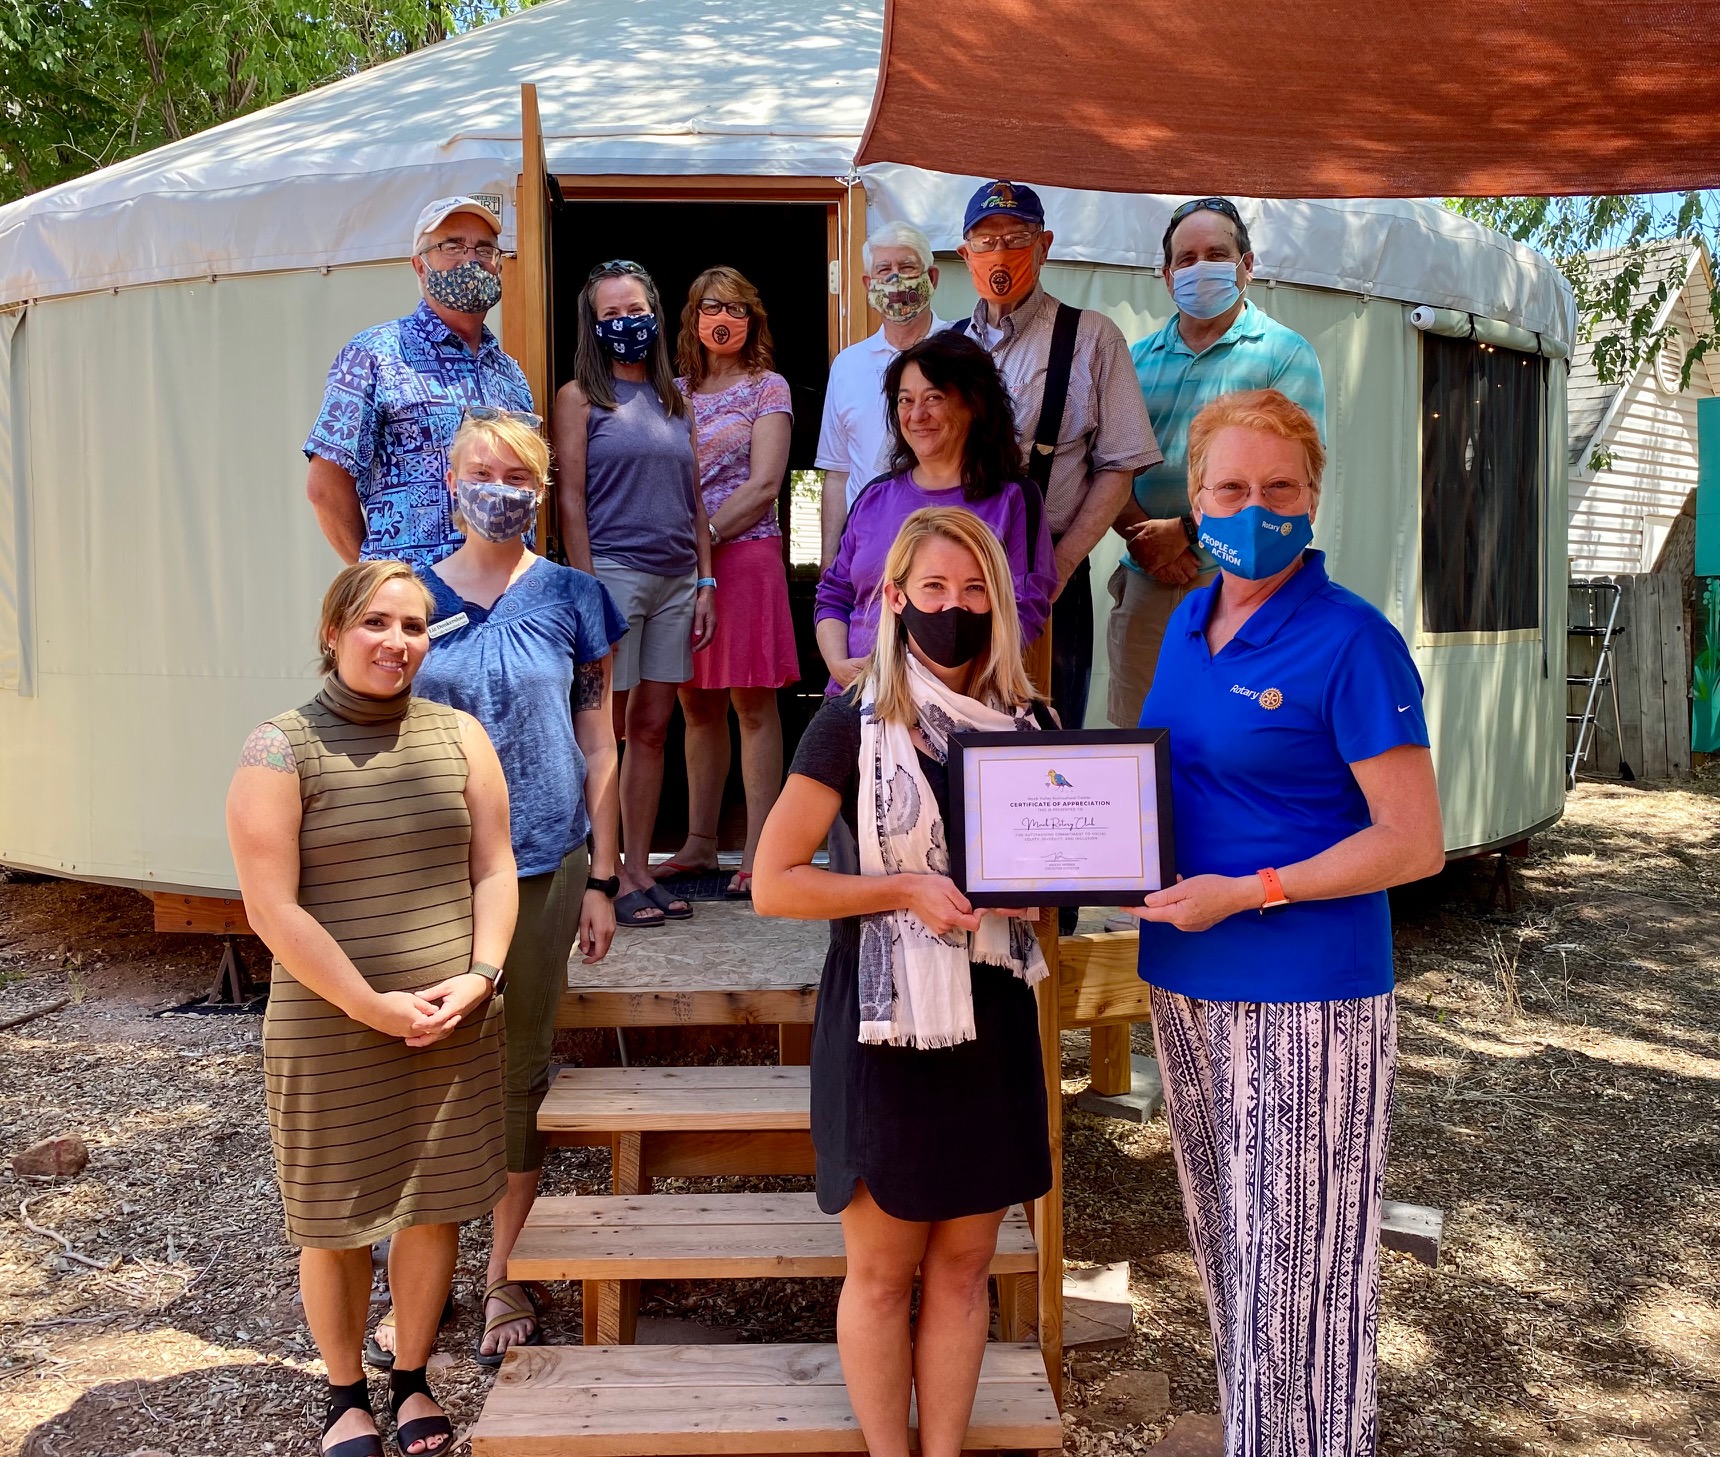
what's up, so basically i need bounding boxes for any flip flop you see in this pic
[362,1292,456,1371]
[645,881,693,919]
[473,1279,549,1368]
[724,870,753,900]
[615,888,666,928]
[650,856,718,881]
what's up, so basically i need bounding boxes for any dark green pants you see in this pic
[504,846,587,1173]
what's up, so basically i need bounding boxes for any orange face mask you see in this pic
[698,312,749,355]
[963,244,1038,307]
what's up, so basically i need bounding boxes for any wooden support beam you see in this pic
[1088,1023,1134,1096]
[151,893,251,936]
[558,987,817,1028]
[1058,930,1151,1028]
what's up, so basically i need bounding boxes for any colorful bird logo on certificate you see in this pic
[1046,769,1076,789]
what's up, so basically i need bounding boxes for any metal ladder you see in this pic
[1567,578,1625,787]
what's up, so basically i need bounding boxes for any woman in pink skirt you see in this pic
[662,266,799,897]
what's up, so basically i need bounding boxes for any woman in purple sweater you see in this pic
[815,331,1056,693]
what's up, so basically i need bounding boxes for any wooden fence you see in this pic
[1568,573,1691,781]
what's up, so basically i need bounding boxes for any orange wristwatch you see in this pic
[1257,867,1290,914]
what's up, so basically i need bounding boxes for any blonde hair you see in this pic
[861,507,1036,725]
[1186,388,1325,503]
[448,413,551,486]
[317,561,433,673]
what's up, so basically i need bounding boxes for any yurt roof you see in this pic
[0,0,1574,347]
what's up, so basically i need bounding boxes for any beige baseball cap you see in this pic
[412,195,503,254]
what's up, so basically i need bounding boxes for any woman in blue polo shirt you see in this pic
[1122,389,1443,1457]
[411,410,627,1370]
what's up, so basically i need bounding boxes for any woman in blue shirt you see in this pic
[409,410,626,1367]
[1121,390,1444,1457]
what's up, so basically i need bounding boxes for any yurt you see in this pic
[0,0,1574,897]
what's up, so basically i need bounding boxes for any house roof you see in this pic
[1568,238,1715,465]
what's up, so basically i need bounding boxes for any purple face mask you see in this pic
[456,478,538,541]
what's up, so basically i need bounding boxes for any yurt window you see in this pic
[1419,334,1546,636]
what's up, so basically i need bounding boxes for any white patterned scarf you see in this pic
[856,654,1048,1048]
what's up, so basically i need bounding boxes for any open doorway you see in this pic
[549,197,836,851]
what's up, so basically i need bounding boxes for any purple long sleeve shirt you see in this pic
[814,472,1058,692]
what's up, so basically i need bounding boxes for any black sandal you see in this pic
[363,1291,457,1372]
[389,1364,453,1456]
[322,1376,382,1457]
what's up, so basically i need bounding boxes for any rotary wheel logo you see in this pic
[988,268,1013,296]
[711,323,732,345]
[1279,522,1294,536]
[1259,688,1284,710]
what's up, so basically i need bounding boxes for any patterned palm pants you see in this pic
[1150,987,1396,1457]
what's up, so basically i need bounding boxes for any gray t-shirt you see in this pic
[585,378,699,576]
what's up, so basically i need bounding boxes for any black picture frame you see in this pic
[946,728,1176,908]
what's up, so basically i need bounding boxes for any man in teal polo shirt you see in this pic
[1106,197,1325,728]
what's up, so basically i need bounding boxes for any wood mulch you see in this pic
[2,771,1717,1456]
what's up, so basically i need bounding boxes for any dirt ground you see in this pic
[3,773,1718,1456]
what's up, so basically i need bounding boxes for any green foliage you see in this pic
[1447,194,1719,388]
[0,0,529,206]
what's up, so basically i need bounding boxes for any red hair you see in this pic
[1186,389,1325,502]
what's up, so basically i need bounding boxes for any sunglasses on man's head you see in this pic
[463,404,544,430]
[1168,197,1244,230]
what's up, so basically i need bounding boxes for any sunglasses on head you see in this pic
[1168,196,1244,231]
[462,404,544,430]
[588,258,649,283]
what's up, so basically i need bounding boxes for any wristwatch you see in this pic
[586,874,620,899]
[695,575,718,592]
[1180,512,1200,547]
[469,960,506,994]
[1256,867,1291,915]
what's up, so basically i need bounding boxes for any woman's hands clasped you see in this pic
[359,973,495,1047]
[1118,873,1263,934]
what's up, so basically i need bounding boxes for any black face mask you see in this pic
[899,600,993,669]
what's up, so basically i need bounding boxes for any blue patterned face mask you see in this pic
[422,258,503,316]
[594,312,659,363]
[456,478,538,542]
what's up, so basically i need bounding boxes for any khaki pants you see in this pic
[505,845,588,1172]
[1105,562,1216,728]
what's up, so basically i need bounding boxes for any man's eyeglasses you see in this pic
[463,404,545,430]
[964,229,1042,255]
[871,264,926,281]
[1168,197,1245,232]
[588,258,649,282]
[1200,481,1312,511]
[698,299,750,319]
[422,240,502,264]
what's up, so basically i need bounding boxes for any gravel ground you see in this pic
[3,772,1718,1456]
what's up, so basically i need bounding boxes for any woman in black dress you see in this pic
[754,505,1051,1457]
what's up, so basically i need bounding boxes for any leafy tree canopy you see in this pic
[1448,193,1718,389]
[0,0,527,206]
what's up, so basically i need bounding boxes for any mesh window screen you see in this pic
[1420,334,1545,634]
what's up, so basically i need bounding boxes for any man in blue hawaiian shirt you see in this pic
[304,195,536,565]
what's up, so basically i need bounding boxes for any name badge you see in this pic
[427,611,470,640]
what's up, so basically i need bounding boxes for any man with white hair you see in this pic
[815,221,947,565]
[305,194,535,566]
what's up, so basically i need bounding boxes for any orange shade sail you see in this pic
[855,0,1720,198]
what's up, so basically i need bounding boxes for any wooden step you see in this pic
[470,1341,1062,1455]
[539,1066,810,1135]
[511,1192,1038,1282]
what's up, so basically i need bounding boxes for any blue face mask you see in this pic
[1197,504,1312,579]
[1170,258,1242,320]
[456,478,538,542]
[593,312,658,364]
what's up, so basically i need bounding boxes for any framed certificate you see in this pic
[946,729,1174,907]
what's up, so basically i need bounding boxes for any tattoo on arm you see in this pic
[574,659,606,712]
[238,723,296,773]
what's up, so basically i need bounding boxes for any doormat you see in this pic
[649,871,746,903]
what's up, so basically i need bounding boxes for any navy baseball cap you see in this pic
[962,180,1045,236]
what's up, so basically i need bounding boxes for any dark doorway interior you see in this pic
[549,198,835,850]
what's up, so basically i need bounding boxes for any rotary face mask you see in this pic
[1196,504,1312,579]
[867,270,934,325]
[697,313,749,355]
[962,245,1038,309]
[456,479,538,542]
[422,259,503,316]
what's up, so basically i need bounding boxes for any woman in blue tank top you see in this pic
[552,262,717,928]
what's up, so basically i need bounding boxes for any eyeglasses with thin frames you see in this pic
[421,240,503,264]
[1200,481,1312,512]
[963,229,1043,255]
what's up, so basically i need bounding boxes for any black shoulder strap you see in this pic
[1027,302,1081,495]
[1027,698,1059,731]
[944,318,970,336]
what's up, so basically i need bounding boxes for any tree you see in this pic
[1447,193,1718,390]
[0,0,529,206]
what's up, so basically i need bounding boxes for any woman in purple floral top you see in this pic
[661,267,799,898]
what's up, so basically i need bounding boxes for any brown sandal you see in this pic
[474,1279,549,1367]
